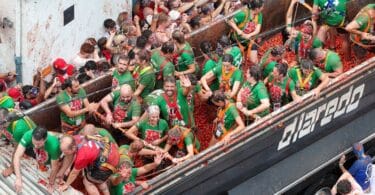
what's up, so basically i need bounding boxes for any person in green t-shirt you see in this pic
[151,42,176,89]
[126,105,169,147]
[345,4,375,50]
[265,63,301,110]
[133,50,156,100]
[172,31,198,76]
[100,84,141,130]
[259,46,286,78]
[109,150,163,194]
[164,126,200,164]
[288,59,330,97]
[79,124,117,144]
[217,35,243,69]
[309,48,343,78]
[201,54,243,99]
[56,78,99,135]
[145,76,193,127]
[201,41,220,91]
[228,0,264,66]
[0,95,15,109]
[210,91,245,147]
[0,108,36,177]
[312,0,349,54]
[13,127,61,193]
[236,66,270,121]
[112,55,136,91]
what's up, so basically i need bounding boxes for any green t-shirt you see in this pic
[202,59,220,91]
[112,69,136,90]
[323,50,342,72]
[150,50,175,89]
[177,81,200,128]
[219,103,240,131]
[239,81,270,117]
[179,130,201,152]
[137,66,156,99]
[232,8,263,44]
[263,61,277,78]
[288,66,323,96]
[110,90,141,123]
[267,74,296,107]
[226,46,243,68]
[20,131,61,164]
[110,168,138,195]
[56,88,87,126]
[136,119,169,145]
[0,95,15,109]
[292,32,323,59]
[213,64,243,92]
[147,87,191,127]
[351,4,375,44]
[313,0,347,26]
[177,43,195,72]
[3,115,36,143]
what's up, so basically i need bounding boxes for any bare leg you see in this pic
[83,176,101,195]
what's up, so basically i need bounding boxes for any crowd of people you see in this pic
[0,0,374,194]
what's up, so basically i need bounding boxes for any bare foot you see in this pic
[2,166,14,177]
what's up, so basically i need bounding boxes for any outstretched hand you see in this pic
[179,74,191,88]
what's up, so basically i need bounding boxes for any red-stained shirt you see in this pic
[73,135,119,170]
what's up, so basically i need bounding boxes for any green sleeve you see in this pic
[202,60,216,75]
[313,0,319,6]
[163,63,175,77]
[229,105,239,119]
[139,72,154,86]
[233,11,246,24]
[181,53,194,66]
[314,67,323,79]
[195,84,202,93]
[110,90,121,100]
[183,132,194,146]
[12,121,30,143]
[19,131,33,148]
[160,119,169,134]
[131,101,141,117]
[232,69,243,83]
[355,14,369,30]
[288,79,296,92]
[257,13,263,25]
[48,135,61,160]
[257,83,269,100]
[56,92,67,105]
[136,120,144,129]
[212,66,221,77]
[130,168,138,182]
[98,129,116,143]
[312,37,323,48]
[327,53,342,71]
[78,88,87,99]
[288,68,298,82]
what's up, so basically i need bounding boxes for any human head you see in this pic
[163,76,177,97]
[80,43,95,58]
[137,49,151,65]
[167,126,182,145]
[136,36,148,50]
[147,105,160,125]
[273,62,288,79]
[129,140,144,155]
[168,0,182,9]
[85,37,97,46]
[104,18,116,32]
[247,65,262,82]
[60,135,76,155]
[211,90,227,107]
[222,54,234,72]
[32,126,48,149]
[336,179,352,194]
[189,16,201,29]
[200,41,212,55]
[157,13,171,28]
[62,77,80,94]
[309,48,325,63]
[80,124,97,136]
[117,55,129,74]
[172,30,185,45]
[300,59,315,75]
[117,12,129,26]
[300,20,314,39]
[270,46,286,62]
[118,159,133,179]
[97,37,107,50]
[120,84,133,103]
[161,41,175,57]
[218,35,231,48]
[244,0,264,13]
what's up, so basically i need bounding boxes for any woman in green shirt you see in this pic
[237,66,270,122]
[209,91,245,146]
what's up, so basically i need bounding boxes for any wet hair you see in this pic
[275,62,288,77]
[336,179,352,194]
[136,36,148,49]
[161,41,175,54]
[200,41,212,55]
[20,100,33,110]
[189,16,201,29]
[247,0,264,9]
[138,50,151,62]
[271,46,285,56]
[309,48,321,61]
[32,126,48,141]
[141,29,153,40]
[22,85,34,97]
[218,35,231,48]
[84,61,97,71]
[147,105,160,115]
[104,18,116,29]
[128,49,136,60]
[80,43,95,54]
[86,37,97,46]
[117,55,129,64]
[98,61,111,72]
[77,73,91,84]
[201,4,212,15]
[97,37,107,50]
[211,90,227,103]
[249,65,262,81]
[61,77,78,90]
[129,140,144,153]
[164,76,176,84]
[168,127,182,139]
[172,31,185,44]
[117,12,129,26]
[222,54,234,64]
[300,59,314,70]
